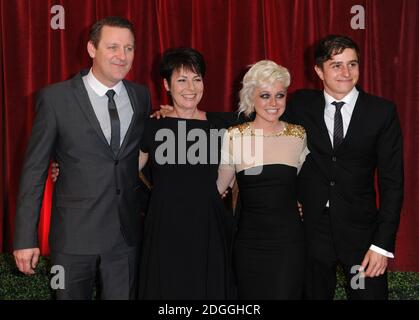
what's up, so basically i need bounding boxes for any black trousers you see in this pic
[304,208,388,300]
[51,231,139,300]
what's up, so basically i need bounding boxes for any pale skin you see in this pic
[87,25,135,88]
[14,248,40,275]
[315,48,388,277]
[14,25,135,275]
[150,105,172,119]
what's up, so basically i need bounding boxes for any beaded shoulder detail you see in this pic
[282,123,306,140]
[227,122,305,140]
[227,122,252,138]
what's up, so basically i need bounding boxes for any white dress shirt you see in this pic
[323,87,394,258]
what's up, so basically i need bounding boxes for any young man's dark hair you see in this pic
[314,34,360,67]
[89,16,135,48]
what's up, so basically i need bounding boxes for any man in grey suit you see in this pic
[13,17,151,299]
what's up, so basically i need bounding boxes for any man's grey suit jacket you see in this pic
[14,70,151,254]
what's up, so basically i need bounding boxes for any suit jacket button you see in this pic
[332,156,337,162]
[330,181,335,186]
[115,160,119,165]
[116,189,121,195]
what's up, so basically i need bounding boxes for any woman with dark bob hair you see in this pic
[138,47,235,299]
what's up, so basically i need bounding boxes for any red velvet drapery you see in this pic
[1,0,418,271]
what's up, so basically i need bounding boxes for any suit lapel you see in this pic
[118,80,139,157]
[71,71,114,154]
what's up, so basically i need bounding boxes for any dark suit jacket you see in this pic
[284,89,403,258]
[14,70,151,254]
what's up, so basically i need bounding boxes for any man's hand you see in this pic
[150,105,174,119]
[13,248,41,275]
[360,249,388,277]
[51,162,59,182]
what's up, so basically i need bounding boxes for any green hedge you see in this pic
[333,265,419,300]
[0,254,53,299]
[0,253,418,300]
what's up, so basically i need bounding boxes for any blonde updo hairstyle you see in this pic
[238,60,291,118]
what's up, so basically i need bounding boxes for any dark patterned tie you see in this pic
[106,89,120,155]
[332,101,345,149]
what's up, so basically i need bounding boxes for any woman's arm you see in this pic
[217,129,236,194]
[217,166,236,194]
[139,151,149,172]
[297,134,309,174]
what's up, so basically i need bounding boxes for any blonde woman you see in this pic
[217,60,309,299]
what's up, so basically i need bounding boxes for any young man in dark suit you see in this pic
[286,35,404,299]
[13,17,151,299]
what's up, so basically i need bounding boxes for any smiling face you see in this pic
[164,67,204,111]
[87,25,135,87]
[253,80,287,124]
[315,48,359,100]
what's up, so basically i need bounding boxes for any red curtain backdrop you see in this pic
[0,0,418,271]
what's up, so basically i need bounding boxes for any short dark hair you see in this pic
[160,47,206,85]
[89,16,135,48]
[314,34,360,67]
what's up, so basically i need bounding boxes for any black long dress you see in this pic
[234,165,305,299]
[139,114,234,299]
[220,122,307,299]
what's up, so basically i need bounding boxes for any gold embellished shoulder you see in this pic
[226,122,305,140]
[282,122,306,140]
[227,122,252,139]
